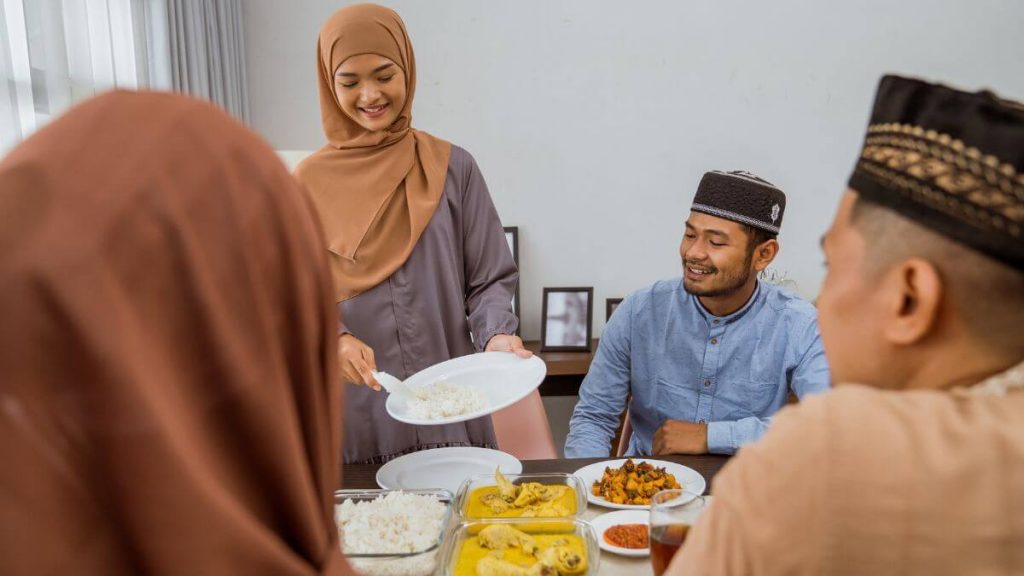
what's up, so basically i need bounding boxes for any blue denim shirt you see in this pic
[565,279,830,457]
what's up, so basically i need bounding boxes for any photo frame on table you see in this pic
[541,287,593,352]
[503,227,520,335]
[606,298,623,323]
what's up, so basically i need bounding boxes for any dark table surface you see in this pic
[341,454,731,491]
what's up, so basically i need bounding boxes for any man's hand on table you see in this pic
[652,420,709,455]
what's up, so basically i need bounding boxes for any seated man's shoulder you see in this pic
[746,384,999,480]
[705,385,1023,574]
[624,278,682,312]
[759,284,820,339]
[762,283,817,317]
[776,385,935,433]
[827,384,1024,457]
[742,385,1024,538]
[640,277,681,297]
[731,386,912,467]
[714,386,927,518]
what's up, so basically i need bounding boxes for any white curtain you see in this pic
[166,0,248,123]
[1,0,248,154]
[0,0,172,153]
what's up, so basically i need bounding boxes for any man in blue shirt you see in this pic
[565,171,831,457]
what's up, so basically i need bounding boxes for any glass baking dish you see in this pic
[454,472,588,521]
[440,517,600,576]
[334,488,454,576]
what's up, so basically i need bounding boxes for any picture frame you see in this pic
[503,226,520,335]
[541,287,593,352]
[606,298,623,323]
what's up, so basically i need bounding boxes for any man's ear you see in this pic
[752,239,780,272]
[883,258,943,346]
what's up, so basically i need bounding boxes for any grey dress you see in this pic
[337,146,519,464]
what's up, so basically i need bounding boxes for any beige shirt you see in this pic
[673,363,1024,575]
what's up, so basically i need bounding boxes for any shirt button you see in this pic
[703,379,711,387]
[713,319,720,324]
[710,338,718,345]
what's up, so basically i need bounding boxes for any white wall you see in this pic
[244,0,1024,341]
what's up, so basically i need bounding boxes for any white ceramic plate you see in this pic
[590,509,651,557]
[573,458,706,510]
[375,447,523,493]
[385,353,546,426]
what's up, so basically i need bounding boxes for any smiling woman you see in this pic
[294,3,540,465]
[334,54,407,132]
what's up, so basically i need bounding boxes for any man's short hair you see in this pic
[851,194,1024,351]
[741,224,777,255]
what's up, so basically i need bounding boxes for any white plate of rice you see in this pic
[384,352,546,425]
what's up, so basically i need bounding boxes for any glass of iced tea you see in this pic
[649,489,706,576]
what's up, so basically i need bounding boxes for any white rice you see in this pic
[406,379,486,420]
[336,492,448,576]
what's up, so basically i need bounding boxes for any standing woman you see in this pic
[296,4,529,464]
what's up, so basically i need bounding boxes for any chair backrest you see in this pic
[490,390,557,460]
[615,408,633,457]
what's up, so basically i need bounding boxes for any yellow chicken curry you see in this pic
[454,524,587,576]
[466,470,578,518]
[590,459,681,506]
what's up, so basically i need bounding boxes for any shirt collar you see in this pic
[962,360,1024,397]
[690,280,762,326]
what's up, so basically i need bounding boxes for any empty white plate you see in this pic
[375,447,523,493]
[385,352,546,426]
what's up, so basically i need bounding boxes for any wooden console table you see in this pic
[524,339,598,396]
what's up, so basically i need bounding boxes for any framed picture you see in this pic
[503,226,519,266]
[503,226,520,335]
[541,287,593,352]
[606,298,623,323]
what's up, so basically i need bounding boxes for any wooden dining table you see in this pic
[341,453,731,576]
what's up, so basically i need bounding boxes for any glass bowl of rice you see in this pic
[334,489,454,576]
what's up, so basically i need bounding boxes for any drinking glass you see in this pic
[649,489,706,576]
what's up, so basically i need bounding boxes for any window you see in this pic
[1,0,170,153]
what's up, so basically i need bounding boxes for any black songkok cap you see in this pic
[692,170,786,234]
[849,75,1024,271]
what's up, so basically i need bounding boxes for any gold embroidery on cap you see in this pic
[858,123,1024,237]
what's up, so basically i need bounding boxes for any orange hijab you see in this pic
[295,3,452,302]
[0,92,351,575]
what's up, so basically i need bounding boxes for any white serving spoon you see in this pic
[371,370,415,400]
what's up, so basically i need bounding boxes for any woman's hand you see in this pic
[337,334,381,390]
[484,334,533,358]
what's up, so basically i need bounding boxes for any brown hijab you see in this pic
[0,91,352,575]
[295,3,452,302]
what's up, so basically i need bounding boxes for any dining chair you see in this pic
[616,409,633,457]
[491,390,557,460]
